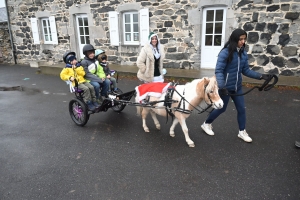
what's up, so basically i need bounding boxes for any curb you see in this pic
[38,64,300,88]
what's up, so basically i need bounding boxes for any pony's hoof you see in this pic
[144,128,150,132]
[170,133,175,137]
[156,125,161,130]
[188,143,195,147]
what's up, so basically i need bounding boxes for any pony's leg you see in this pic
[178,118,195,147]
[142,108,150,132]
[169,118,179,137]
[150,110,160,130]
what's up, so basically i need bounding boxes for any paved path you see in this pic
[0,64,299,199]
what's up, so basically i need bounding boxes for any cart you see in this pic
[69,88,136,126]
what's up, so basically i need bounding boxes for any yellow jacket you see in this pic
[60,65,87,86]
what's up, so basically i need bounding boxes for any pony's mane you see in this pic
[205,76,217,93]
[184,77,216,92]
[184,78,204,89]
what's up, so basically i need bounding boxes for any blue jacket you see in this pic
[215,47,261,91]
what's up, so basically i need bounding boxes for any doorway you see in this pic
[201,7,227,69]
[76,14,90,59]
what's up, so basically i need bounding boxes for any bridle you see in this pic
[169,82,216,116]
[203,83,214,106]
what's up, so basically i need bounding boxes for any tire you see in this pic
[69,98,90,126]
[111,88,126,112]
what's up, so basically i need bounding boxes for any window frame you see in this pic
[41,18,53,44]
[75,14,90,58]
[76,14,90,45]
[122,11,139,45]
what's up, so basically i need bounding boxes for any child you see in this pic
[97,52,118,91]
[80,44,109,103]
[60,51,100,111]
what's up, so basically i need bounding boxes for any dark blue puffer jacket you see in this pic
[215,47,261,91]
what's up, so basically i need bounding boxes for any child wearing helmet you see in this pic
[80,44,110,103]
[60,51,100,111]
[95,49,118,92]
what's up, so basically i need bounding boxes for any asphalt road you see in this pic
[0,64,299,200]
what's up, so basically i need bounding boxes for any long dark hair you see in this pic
[221,29,247,63]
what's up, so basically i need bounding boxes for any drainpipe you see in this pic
[5,0,17,64]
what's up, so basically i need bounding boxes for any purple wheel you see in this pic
[69,98,89,126]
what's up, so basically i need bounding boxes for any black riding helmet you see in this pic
[63,51,76,64]
[82,44,96,56]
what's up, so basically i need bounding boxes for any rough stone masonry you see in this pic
[3,0,300,76]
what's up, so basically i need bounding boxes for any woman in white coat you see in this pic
[136,32,165,83]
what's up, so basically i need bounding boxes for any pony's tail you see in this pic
[135,95,143,116]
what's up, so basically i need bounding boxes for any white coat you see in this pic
[136,43,165,83]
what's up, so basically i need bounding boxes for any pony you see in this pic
[135,76,224,147]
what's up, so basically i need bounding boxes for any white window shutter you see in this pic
[49,16,58,44]
[108,11,119,46]
[30,18,40,44]
[139,8,149,46]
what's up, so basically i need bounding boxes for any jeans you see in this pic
[101,79,110,96]
[205,87,246,131]
[109,77,117,89]
[90,80,110,99]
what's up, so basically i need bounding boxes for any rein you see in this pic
[227,75,278,96]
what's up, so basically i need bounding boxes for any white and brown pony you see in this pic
[135,76,223,147]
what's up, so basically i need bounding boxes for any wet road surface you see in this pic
[0,65,299,199]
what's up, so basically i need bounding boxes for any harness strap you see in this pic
[152,81,217,124]
[164,82,176,123]
[173,83,214,115]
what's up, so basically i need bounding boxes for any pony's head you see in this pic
[202,76,223,109]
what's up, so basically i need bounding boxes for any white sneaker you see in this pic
[238,130,252,142]
[201,122,214,136]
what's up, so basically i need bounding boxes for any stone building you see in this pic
[4,0,300,76]
[0,7,13,63]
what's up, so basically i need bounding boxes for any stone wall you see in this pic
[6,0,199,69]
[5,0,300,76]
[233,0,300,76]
[85,0,199,69]
[0,22,13,63]
[7,0,72,65]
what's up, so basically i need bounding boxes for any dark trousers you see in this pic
[205,87,246,131]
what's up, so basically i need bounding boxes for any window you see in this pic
[30,16,58,45]
[123,12,139,45]
[201,7,226,69]
[108,8,149,46]
[76,15,90,45]
[204,9,224,46]
[41,18,52,43]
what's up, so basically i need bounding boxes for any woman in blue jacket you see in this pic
[201,29,270,143]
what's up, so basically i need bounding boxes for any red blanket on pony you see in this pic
[135,82,171,102]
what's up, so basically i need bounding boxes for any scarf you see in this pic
[100,62,107,67]
[150,44,161,59]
